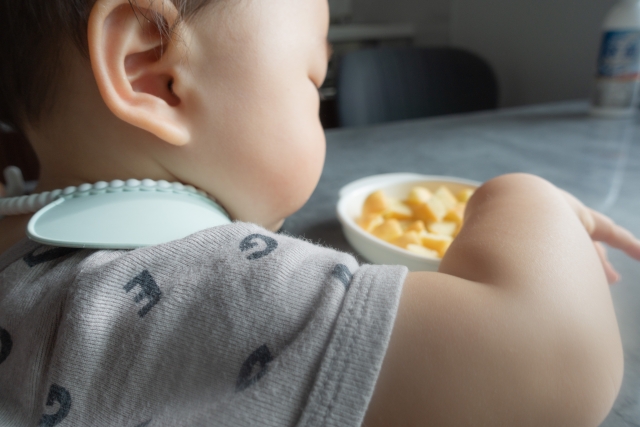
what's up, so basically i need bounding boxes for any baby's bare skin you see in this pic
[2,0,640,425]
[366,174,639,426]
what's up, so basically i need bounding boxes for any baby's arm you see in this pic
[364,173,638,427]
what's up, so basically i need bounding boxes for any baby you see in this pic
[1,0,639,425]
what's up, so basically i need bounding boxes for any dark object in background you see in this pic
[0,130,39,184]
[336,47,499,127]
[320,97,340,129]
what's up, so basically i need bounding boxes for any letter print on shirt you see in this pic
[239,234,278,260]
[0,327,12,364]
[332,264,353,290]
[236,344,274,392]
[123,270,162,318]
[23,247,81,268]
[39,384,71,427]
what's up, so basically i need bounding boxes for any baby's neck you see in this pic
[0,215,32,256]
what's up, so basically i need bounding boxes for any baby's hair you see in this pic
[0,0,213,133]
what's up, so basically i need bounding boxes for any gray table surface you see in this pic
[282,101,640,426]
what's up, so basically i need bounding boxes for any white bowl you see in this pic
[337,173,482,271]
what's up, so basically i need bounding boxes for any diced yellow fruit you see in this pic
[362,190,388,215]
[444,203,465,225]
[427,221,457,237]
[420,233,453,257]
[372,219,404,242]
[360,186,471,256]
[383,201,413,220]
[357,213,384,232]
[412,196,447,223]
[406,244,440,259]
[392,231,422,249]
[433,186,458,211]
[405,220,426,233]
[457,188,475,203]
[406,187,432,205]
[398,220,411,231]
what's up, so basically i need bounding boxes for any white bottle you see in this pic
[591,0,640,118]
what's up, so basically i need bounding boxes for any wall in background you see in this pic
[450,0,618,106]
[328,0,352,22]
[330,0,619,107]
[350,0,451,45]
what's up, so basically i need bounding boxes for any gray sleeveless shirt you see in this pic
[0,222,406,427]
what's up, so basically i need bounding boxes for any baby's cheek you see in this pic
[262,135,325,220]
[264,161,321,217]
[222,154,320,227]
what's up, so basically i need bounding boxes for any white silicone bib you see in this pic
[27,190,231,249]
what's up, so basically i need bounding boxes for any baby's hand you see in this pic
[560,189,640,284]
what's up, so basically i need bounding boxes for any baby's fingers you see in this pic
[594,242,620,285]
[588,209,640,261]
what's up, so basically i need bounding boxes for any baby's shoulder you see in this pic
[67,222,361,318]
[87,221,358,280]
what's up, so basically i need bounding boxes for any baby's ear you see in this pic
[88,0,191,146]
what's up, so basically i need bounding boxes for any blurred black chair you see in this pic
[336,47,499,127]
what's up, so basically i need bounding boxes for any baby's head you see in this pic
[0,0,331,230]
